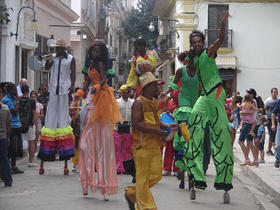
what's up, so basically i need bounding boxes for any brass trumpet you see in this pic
[38,53,56,61]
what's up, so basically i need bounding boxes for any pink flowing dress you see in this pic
[78,69,120,196]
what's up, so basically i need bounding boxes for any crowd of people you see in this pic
[0,11,280,210]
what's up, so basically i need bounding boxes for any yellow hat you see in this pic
[139,72,159,93]
[119,85,128,93]
[50,40,67,48]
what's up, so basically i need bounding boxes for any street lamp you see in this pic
[148,22,155,32]
[47,35,56,47]
[10,5,38,40]
[148,17,180,38]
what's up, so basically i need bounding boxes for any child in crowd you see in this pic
[0,88,12,186]
[229,93,240,145]
[30,91,44,155]
[257,116,267,163]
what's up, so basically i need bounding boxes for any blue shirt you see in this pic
[2,93,21,128]
[257,125,265,139]
[271,99,280,123]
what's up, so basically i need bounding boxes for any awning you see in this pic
[216,56,237,69]
[156,57,175,71]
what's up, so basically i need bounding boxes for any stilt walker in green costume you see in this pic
[165,51,199,189]
[183,12,233,203]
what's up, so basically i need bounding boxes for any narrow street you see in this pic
[0,157,262,210]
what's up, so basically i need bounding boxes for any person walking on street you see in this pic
[183,12,233,203]
[30,90,44,155]
[271,99,280,168]
[2,83,24,174]
[114,85,134,174]
[38,40,76,175]
[125,72,177,210]
[73,42,121,201]
[264,88,278,155]
[0,87,13,186]
[19,86,38,167]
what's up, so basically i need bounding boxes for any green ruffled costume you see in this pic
[183,49,234,191]
[169,65,198,170]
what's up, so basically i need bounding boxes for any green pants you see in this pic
[183,87,233,191]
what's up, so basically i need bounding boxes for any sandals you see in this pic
[240,159,250,166]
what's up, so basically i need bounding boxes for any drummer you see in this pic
[125,72,178,210]
[114,85,134,174]
[161,91,180,176]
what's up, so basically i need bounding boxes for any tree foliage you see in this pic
[122,0,158,49]
[0,6,11,25]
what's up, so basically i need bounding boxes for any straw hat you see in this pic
[50,40,67,48]
[139,72,159,93]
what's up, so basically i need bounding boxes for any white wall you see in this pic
[195,2,280,99]
[71,0,81,22]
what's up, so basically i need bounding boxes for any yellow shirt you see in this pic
[132,96,161,149]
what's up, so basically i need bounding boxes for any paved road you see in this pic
[0,157,263,210]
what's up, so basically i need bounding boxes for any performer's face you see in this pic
[135,45,146,56]
[92,46,101,59]
[191,36,204,54]
[145,82,158,97]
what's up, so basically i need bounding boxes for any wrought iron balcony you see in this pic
[205,29,232,48]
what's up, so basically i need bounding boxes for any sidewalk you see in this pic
[233,132,280,207]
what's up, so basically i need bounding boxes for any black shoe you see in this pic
[132,177,136,183]
[125,193,135,210]
[274,161,279,168]
[11,167,24,174]
[267,150,275,156]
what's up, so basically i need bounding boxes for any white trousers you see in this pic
[45,94,70,129]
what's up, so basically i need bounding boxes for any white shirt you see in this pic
[117,97,134,122]
[49,53,73,96]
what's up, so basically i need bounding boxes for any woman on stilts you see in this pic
[165,51,199,190]
[73,42,121,201]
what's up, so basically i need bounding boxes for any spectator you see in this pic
[238,95,256,166]
[2,82,23,174]
[0,82,8,94]
[229,93,240,145]
[0,87,13,186]
[38,84,49,125]
[19,86,38,167]
[271,99,280,168]
[17,78,30,97]
[257,116,267,163]
[30,90,44,155]
[264,88,278,155]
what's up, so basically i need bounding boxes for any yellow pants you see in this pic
[125,147,162,210]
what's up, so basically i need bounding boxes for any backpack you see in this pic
[19,98,33,133]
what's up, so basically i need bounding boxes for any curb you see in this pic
[234,154,280,209]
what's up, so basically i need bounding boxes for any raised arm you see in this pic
[207,12,229,58]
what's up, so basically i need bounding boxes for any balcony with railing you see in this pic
[205,29,233,50]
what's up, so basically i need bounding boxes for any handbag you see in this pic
[117,121,131,134]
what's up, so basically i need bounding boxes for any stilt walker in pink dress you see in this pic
[72,42,121,201]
